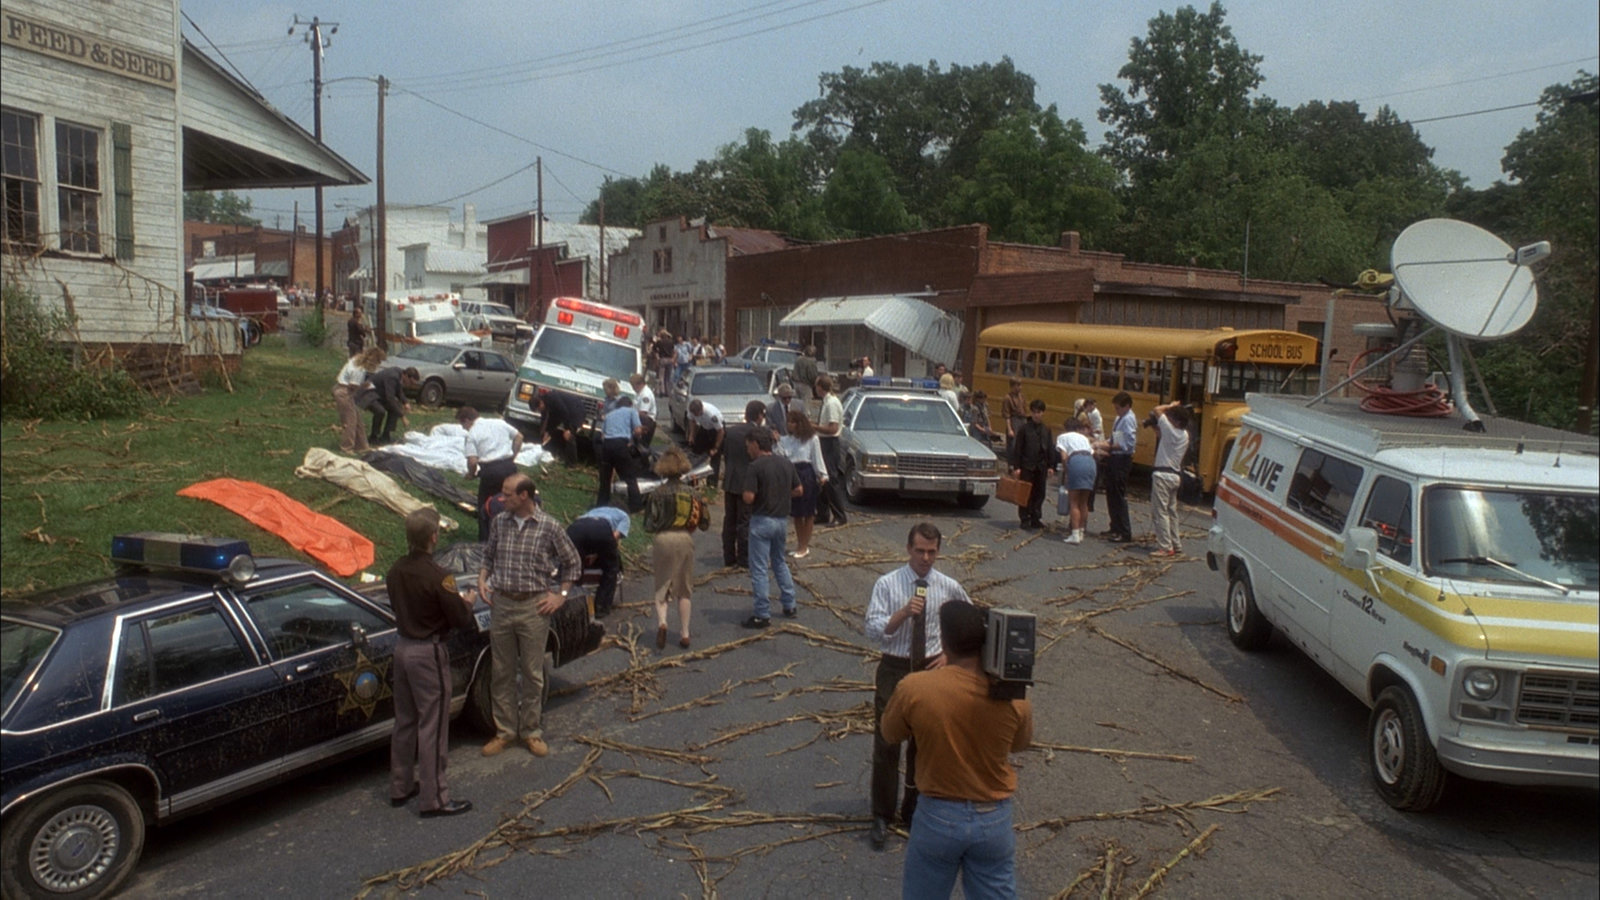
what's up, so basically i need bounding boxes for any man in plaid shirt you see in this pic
[477,473,581,758]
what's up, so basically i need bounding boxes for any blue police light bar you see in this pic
[111,532,256,581]
[758,337,801,349]
[858,376,941,390]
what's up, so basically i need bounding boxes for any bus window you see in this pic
[1077,356,1096,386]
[1123,359,1146,394]
[1056,353,1077,383]
[1037,353,1057,382]
[1002,348,1021,376]
[1021,350,1039,380]
[1149,359,1170,399]
[1098,357,1121,390]
[984,347,1004,375]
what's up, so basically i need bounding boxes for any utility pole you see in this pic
[291,15,338,311]
[375,75,388,351]
[290,201,298,293]
[598,198,606,301]
[535,157,544,319]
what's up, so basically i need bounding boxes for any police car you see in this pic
[838,377,1003,510]
[0,533,595,899]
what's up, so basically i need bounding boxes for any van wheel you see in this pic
[419,380,446,407]
[1,781,145,900]
[1226,569,1272,650]
[1370,685,1447,811]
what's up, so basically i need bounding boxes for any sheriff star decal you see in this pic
[334,647,392,719]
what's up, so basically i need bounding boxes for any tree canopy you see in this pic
[183,190,258,225]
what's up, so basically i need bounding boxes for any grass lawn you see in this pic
[0,332,646,597]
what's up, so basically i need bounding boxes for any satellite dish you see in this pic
[1390,218,1539,340]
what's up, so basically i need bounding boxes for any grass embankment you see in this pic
[0,334,642,596]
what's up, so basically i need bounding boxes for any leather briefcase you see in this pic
[996,475,1031,506]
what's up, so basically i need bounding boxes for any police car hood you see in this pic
[859,430,983,456]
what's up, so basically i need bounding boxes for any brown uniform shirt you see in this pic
[385,551,475,640]
[880,665,1033,802]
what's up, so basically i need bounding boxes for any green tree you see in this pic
[943,107,1120,246]
[183,190,258,225]
[822,149,920,237]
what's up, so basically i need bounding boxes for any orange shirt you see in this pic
[880,665,1033,802]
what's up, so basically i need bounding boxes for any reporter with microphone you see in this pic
[864,522,972,851]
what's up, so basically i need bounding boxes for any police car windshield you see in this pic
[854,397,966,434]
[1,620,58,718]
[527,327,638,375]
[1424,487,1599,591]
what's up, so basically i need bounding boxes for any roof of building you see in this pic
[706,225,792,256]
[415,248,486,275]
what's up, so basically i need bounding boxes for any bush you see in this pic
[0,281,146,421]
[297,305,329,348]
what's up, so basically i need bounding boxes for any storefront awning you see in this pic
[190,258,253,280]
[348,267,370,280]
[471,270,529,286]
[780,294,962,366]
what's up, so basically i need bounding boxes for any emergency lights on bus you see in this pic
[111,532,257,583]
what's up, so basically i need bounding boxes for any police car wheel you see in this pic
[1369,685,1447,811]
[2,781,145,900]
[1225,569,1271,651]
[844,460,868,505]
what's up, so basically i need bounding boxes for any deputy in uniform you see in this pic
[387,508,477,818]
[459,406,523,541]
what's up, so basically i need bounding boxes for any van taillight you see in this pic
[614,325,630,339]
[557,312,574,325]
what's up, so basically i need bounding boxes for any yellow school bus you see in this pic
[973,322,1320,492]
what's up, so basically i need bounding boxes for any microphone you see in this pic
[910,579,928,670]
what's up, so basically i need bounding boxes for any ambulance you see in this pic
[1207,394,1598,810]
[503,297,642,438]
[362,290,483,348]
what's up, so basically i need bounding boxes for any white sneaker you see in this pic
[1064,530,1082,544]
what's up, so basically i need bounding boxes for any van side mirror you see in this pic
[1342,527,1382,594]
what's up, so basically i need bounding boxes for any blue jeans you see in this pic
[901,796,1017,900]
[747,515,795,619]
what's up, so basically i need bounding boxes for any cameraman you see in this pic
[881,601,1034,899]
[1146,400,1191,558]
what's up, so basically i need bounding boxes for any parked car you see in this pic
[731,340,800,382]
[390,343,518,410]
[187,302,260,347]
[0,533,601,900]
[837,379,1003,509]
[459,299,533,345]
[667,366,773,433]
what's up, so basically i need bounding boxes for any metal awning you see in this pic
[348,267,370,280]
[472,270,529,286]
[190,258,253,280]
[780,294,962,365]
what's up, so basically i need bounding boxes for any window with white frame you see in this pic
[2,108,41,249]
[1,106,117,257]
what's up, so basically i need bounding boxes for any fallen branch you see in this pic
[1029,740,1194,764]
[1087,624,1243,703]
[1131,824,1220,898]
[1016,787,1280,834]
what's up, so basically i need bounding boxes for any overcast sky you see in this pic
[179,0,1599,230]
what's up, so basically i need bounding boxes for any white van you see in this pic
[459,299,533,346]
[1207,394,1597,810]
[362,291,483,348]
[503,297,641,437]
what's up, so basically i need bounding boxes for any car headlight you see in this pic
[1462,668,1500,701]
[967,459,995,476]
[864,454,895,473]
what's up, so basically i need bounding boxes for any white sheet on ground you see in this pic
[382,421,554,475]
[295,448,459,530]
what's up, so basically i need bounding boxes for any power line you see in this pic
[180,11,264,95]
[389,85,634,177]
[419,160,541,207]
[1401,100,1541,126]
[1354,55,1597,103]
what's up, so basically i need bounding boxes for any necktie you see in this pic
[910,579,928,670]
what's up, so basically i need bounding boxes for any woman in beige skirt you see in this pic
[334,347,385,453]
[644,446,709,649]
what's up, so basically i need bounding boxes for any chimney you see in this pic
[462,203,477,250]
[1059,231,1081,253]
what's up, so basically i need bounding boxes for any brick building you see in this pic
[478,216,639,321]
[183,222,335,297]
[609,217,790,341]
[725,224,1382,377]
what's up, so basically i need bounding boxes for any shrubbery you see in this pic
[296,304,329,348]
[0,281,146,421]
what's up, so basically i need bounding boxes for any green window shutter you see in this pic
[112,122,133,260]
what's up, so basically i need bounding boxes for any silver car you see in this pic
[668,367,773,432]
[839,385,1003,509]
[390,343,518,410]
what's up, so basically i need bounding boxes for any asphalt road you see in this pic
[121,486,1598,899]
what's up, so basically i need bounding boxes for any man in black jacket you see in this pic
[357,366,421,445]
[536,391,586,464]
[1009,398,1052,530]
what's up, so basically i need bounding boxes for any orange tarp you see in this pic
[177,478,374,576]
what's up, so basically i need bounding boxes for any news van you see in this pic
[503,297,642,437]
[362,291,483,348]
[1207,394,1598,810]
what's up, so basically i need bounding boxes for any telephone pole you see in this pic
[290,15,338,310]
[534,157,544,319]
[375,75,388,350]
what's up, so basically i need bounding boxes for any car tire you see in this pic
[957,493,990,510]
[1225,567,1272,651]
[1,781,145,900]
[419,380,446,408]
[1370,685,1448,811]
[843,459,869,506]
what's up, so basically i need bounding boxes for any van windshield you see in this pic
[525,327,638,376]
[1424,487,1599,591]
[414,317,467,337]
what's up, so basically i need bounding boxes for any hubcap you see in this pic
[1373,708,1406,785]
[29,804,120,892]
[1228,582,1248,633]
